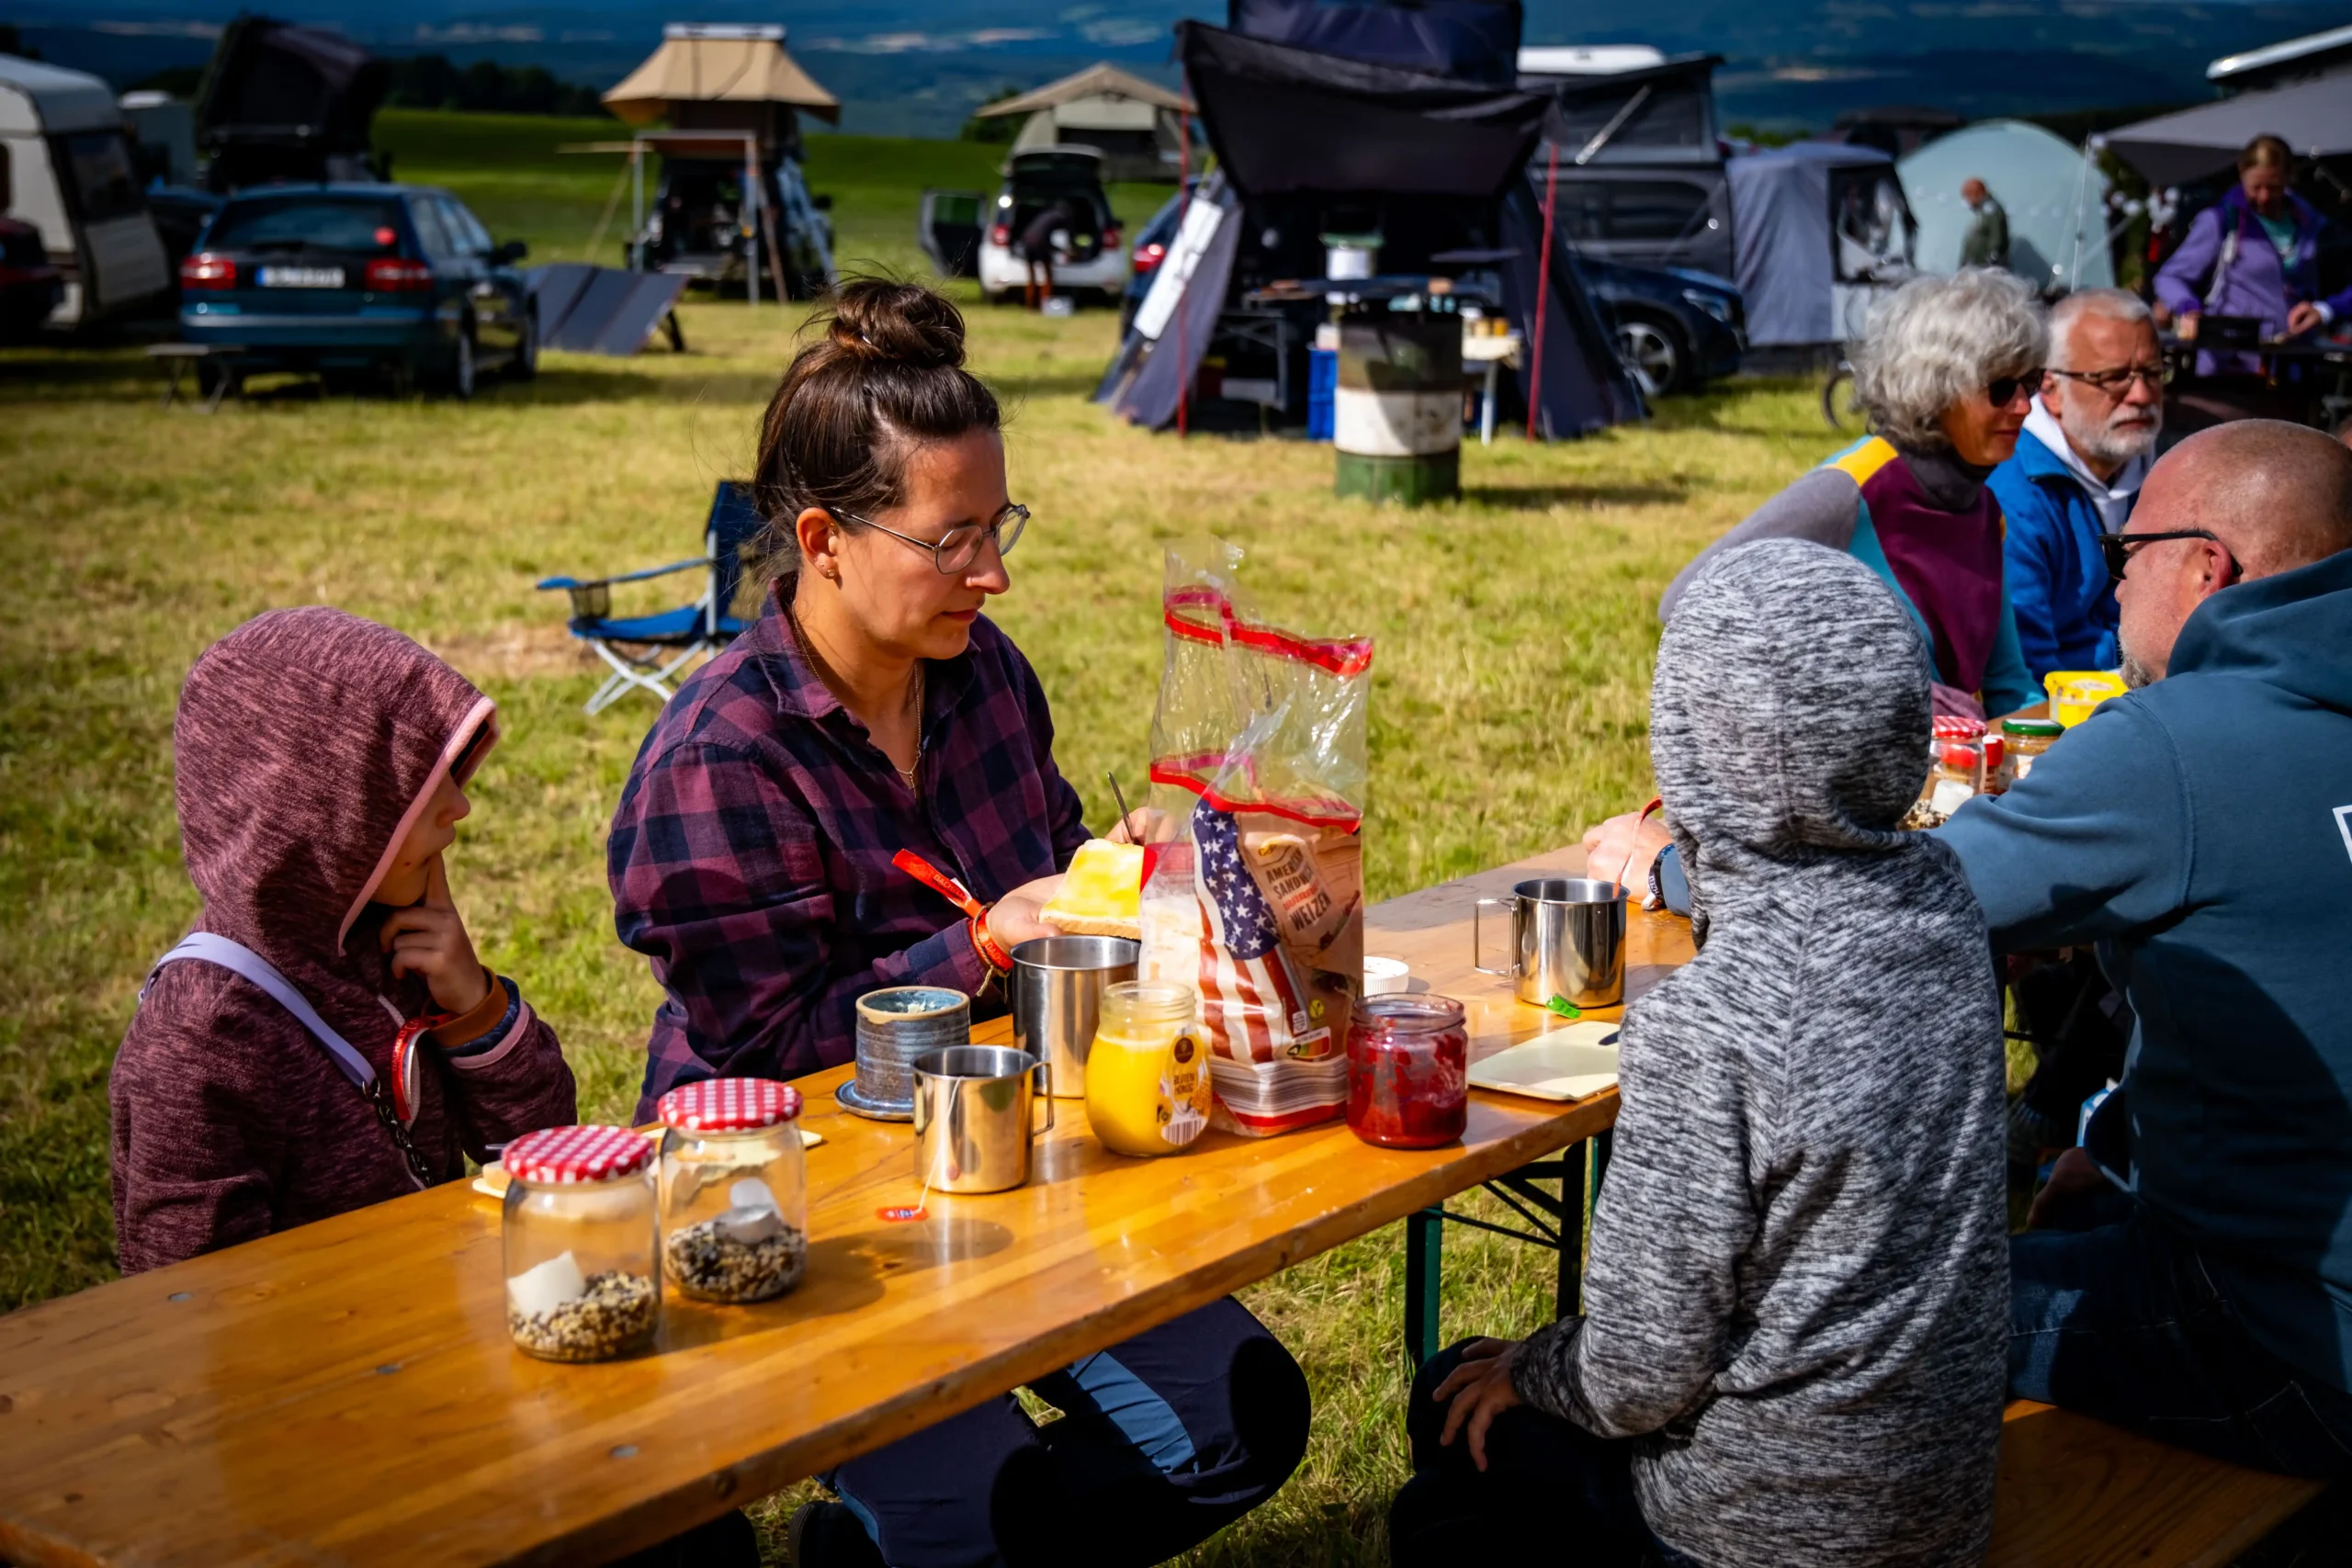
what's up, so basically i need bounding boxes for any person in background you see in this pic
[112,608,577,1274]
[1959,177,2009,270]
[2155,134,2352,379]
[1661,268,2044,719]
[1589,423,2352,1477]
[1017,196,1077,310]
[606,277,1309,1568]
[1398,540,2007,1568]
[1988,288,2165,680]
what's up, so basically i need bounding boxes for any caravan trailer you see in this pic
[0,55,172,328]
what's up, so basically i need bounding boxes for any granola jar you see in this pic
[502,1124,660,1362]
[656,1078,809,1304]
[1999,716,2063,785]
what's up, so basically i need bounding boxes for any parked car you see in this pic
[974,147,1128,305]
[1573,254,1743,395]
[178,183,533,398]
[0,214,64,341]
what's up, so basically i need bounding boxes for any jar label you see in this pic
[1163,1030,1211,1147]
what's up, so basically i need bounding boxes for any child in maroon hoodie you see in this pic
[111,607,578,1273]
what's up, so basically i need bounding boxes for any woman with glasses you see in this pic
[1661,269,2044,719]
[605,277,1311,1568]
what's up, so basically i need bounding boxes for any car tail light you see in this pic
[1102,225,1122,249]
[180,253,236,290]
[990,223,1011,246]
[1135,242,1167,273]
[365,257,434,292]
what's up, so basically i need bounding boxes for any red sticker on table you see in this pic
[876,1204,928,1223]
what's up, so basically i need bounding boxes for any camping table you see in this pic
[1463,330,1522,446]
[146,344,243,413]
[0,845,1686,1568]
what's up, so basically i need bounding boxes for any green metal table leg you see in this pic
[1555,1143,1589,1321]
[1406,1206,1443,1368]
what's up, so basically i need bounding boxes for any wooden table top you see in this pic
[0,845,1687,1568]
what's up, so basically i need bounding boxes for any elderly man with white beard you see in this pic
[1987,288,2165,682]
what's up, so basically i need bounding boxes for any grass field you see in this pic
[0,111,1833,1564]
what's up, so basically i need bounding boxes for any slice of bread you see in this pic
[1040,839,1145,940]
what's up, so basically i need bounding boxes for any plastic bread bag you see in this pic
[1137,537,1372,1136]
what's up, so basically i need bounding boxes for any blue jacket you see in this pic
[1939,549,2352,1392]
[1986,427,2124,682]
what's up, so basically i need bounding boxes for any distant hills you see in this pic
[14,0,2352,139]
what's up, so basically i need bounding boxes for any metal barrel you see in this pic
[1333,316,1462,506]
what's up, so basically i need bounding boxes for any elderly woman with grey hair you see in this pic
[1663,269,2045,717]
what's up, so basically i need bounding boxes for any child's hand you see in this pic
[379,855,492,1016]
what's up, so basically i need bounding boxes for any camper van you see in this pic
[0,55,173,328]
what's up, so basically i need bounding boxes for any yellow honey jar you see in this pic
[1083,981,1212,1157]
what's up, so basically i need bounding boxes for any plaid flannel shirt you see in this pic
[610,589,1090,1116]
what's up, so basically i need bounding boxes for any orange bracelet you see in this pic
[969,911,1015,974]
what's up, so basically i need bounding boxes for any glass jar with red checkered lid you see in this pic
[655,1078,808,1304]
[501,1123,661,1361]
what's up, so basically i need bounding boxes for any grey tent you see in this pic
[2104,73,2352,188]
[1727,141,1916,347]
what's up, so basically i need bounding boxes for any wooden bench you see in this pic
[1987,1400,2325,1566]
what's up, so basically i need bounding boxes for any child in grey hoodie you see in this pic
[1394,539,2009,1568]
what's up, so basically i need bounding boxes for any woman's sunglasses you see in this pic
[2096,528,2238,588]
[1986,368,2047,407]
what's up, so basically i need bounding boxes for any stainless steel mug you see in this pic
[1010,935,1141,1100]
[852,987,970,1118]
[1473,877,1627,1009]
[911,1045,1056,1195]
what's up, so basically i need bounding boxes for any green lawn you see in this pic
[0,110,1832,1564]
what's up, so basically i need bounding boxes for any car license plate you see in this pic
[258,265,345,288]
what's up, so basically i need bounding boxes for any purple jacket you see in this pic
[113,609,577,1274]
[609,589,1091,1116]
[2155,187,2351,376]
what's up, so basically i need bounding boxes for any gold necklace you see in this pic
[789,597,924,792]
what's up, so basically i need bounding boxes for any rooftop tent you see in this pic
[603,23,841,144]
[974,63,1193,183]
[2103,74,2352,188]
[192,16,386,190]
[1103,21,1641,435]
[1828,105,1963,161]
[1898,118,2113,288]
[2206,22,2352,94]
[1727,141,1914,347]
[1230,0,1523,83]
[1524,53,1725,166]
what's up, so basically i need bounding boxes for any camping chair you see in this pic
[537,480,765,715]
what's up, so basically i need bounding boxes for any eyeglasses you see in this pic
[831,502,1029,575]
[2049,363,2173,395]
[2097,528,2239,588]
[1986,368,2047,407]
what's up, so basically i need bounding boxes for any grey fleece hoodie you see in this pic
[1512,539,2009,1568]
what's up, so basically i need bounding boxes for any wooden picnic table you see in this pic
[0,844,1686,1568]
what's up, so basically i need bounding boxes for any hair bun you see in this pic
[826,277,967,370]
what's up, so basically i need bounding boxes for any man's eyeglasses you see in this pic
[2097,528,2238,589]
[2049,363,2173,396]
[1986,368,2047,407]
[831,502,1029,575]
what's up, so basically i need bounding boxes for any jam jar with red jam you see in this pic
[1346,995,1469,1149]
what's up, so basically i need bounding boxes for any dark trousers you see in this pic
[2012,1201,2352,1477]
[826,1296,1309,1568]
[1390,1341,1696,1568]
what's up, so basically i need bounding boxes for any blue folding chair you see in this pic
[538,480,766,715]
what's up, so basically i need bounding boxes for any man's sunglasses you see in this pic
[831,502,1029,575]
[1986,368,2047,407]
[2097,528,2238,589]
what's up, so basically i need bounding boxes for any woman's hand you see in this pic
[1581,812,1672,890]
[2027,1147,2112,1230]
[1930,682,1985,720]
[378,856,492,1015]
[1432,1337,1526,1472]
[1105,807,1173,846]
[2287,302,2324,338]
[986,874,1065,952]
[2175,311,2199,343]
